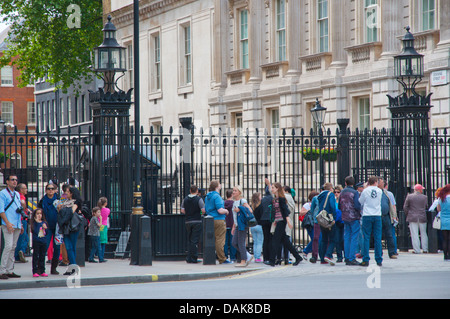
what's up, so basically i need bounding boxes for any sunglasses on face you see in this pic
[9,178,18,182]
[46,188,56,191]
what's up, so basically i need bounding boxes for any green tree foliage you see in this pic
[0,0,103,91]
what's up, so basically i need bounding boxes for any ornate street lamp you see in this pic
[394,26,424,98]
[387,26,432,108]
[310,98,327,186]
[92,15,127,93]
[311,98,327,130]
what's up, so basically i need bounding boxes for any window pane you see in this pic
[1,66,13,85]
[1,101,13,124]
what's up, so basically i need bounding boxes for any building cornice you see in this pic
[109,0,199,28]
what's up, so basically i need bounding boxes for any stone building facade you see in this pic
[108,0,450,133]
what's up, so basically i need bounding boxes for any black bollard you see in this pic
[138,215,152,265]
[75,228,85,267]
[130,214,141,265]
[428,210,438,253]
[202,215,216,265]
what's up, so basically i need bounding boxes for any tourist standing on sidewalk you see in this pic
[250,192,263,263]
[205,180,230,264]
[30,208,48,277]
[334,185,344,262]
[15,183,30,263]
[339,176,361,266]
[309,191,321,264]
[0,175,23,279]
[260,180,274,263]
[88,207,102,263]
[316,183,337,265]
[181,185,205,264]
[58,187,84,275]
[267,183,302,267]
[300,190,319,261]
[437,184,450,261]
[38,184,60,274]
[224,189,236,263]
[378,177,397,259]
[98,197,110,263]
[231,185,253,267]
[359,176,383,266]
[403,184,429,254]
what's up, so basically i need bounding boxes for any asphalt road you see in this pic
[3,269,449,300]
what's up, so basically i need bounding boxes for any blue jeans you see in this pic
[89,235,100,261]
[319,225,336,261]
[15,219,29,260]
[224,228,236,261]
[250,225,263,260]
[63,230,79,265]
[303,227,314,255]
[344,220,360,261]
[362,216,383,264]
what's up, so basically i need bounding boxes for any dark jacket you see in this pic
[260,194,273,222]
[338,186,361,222]
[57,207,73,235]
[38,194,59,230]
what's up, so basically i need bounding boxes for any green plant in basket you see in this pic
[322,147,337,162]
[302,148,320,161]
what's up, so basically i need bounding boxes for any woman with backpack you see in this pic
[231,185,253,267]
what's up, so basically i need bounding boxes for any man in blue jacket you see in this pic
[338,176,362,266]
[205,180,230,264]
[312,182,336,265]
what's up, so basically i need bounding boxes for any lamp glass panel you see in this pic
[99,49,109,69]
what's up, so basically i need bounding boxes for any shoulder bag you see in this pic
[316,192,334,230]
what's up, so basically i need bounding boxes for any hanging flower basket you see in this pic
[322,148,338,162]
[302,148,320,161]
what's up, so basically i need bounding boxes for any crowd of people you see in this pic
[181,176,450,267]
[0,174,111,279]
[1,172,449,279]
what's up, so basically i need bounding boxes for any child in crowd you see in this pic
[88,207,102,263]
[98,197,110,263]
[30,208,48,277]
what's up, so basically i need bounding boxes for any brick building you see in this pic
[0,26,36,179]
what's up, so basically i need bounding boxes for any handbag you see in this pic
[316,192,334,229]
[301,210,314,229]
[69,212,83,232]
[432,215,441,230]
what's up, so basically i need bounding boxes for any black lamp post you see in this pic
[92,15,127,93]
[311,98,327,130]
[387,26,434,252]
[311,98,327,186]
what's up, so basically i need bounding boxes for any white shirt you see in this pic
[359,186,382,217]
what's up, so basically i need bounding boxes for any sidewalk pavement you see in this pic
[0,250,448,290]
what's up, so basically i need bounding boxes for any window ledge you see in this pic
[344,42,382,65]
[225,69,250,85]
[261,61,289,80]
[299,52,332,73]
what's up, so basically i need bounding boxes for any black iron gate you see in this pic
[1,123,449,258]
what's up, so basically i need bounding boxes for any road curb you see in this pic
[0,269,257,290]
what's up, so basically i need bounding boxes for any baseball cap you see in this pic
[355,182,364,188]
[414,184,425,191]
